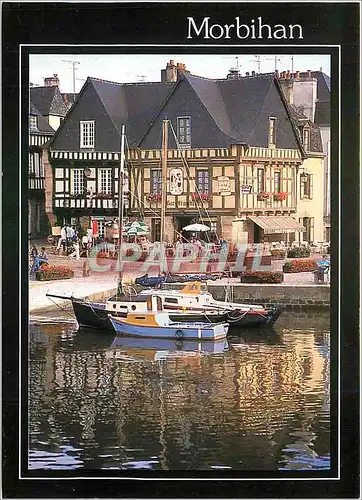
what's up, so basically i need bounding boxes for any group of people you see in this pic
[56,224,94,260]
[29,245,48,274]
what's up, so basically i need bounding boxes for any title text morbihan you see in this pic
[187,16,303,40]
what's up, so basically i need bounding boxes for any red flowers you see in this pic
[257,191,270,201]
[36,265,74,281]
[283,259,318,273]
[192,192,210,201]
[147,193,162,202]
[273,191,287,201]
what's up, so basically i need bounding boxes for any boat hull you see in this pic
[110,317,228,341]
[71,299,282,331]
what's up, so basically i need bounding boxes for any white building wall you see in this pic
[47,115,62,131]
[319,126,331,219]
[292,80,318,121]
[296,157,324,243]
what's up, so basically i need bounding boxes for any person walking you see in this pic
[57,224,75,251]
[68,236,80,260]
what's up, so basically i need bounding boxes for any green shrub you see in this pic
[240,271,284,283]
[270,249,286,260]
[287,247,311,258]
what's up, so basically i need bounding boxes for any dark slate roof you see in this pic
[90,77,174,145]
[29,101,55,134]
[217,73,275,144]
[51,72,302,153]
[30,86,68,117]
[184,74,241,141]
[314,100,330,126]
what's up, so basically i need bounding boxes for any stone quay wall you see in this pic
[162,283,330,309]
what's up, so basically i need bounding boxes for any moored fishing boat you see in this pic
[109,312,229,341]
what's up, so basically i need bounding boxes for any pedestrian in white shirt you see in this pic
[57,224,75,250]
[68,237,80,260]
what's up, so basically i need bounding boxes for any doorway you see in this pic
[151,218,161,242]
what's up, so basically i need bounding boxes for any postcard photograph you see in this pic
[2,2,360,498]
[27,51,332,471]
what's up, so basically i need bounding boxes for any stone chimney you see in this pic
[44,74,60,87]
[161,60,190,83]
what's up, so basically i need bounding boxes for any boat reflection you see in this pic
[228,326,282,346]
[106,335,229,362]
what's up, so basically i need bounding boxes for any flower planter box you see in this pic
[36,265,74,281]
[287,247,311,258]
[240,271,284,284]
[283,259,318,273]
[270,249,286,260]
[244,250,272,270]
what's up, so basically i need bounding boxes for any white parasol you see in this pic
[183,223,211,232]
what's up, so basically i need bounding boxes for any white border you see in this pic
[22,43,340,481]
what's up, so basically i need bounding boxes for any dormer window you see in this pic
[303,128,310,151]
[80,120,95,148]
[29,115,37,131]
[177,116,191,148]
[268,117,277,148]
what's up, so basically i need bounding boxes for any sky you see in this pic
[29,54,330,94]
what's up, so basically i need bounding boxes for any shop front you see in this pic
[247,215,306,244]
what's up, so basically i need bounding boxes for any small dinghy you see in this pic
[109,312,229,341]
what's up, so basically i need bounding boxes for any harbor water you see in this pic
[28,310,330,471]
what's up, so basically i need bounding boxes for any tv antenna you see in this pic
[265,56,282,71]
[62,60,80,102]
[250,55,262,73]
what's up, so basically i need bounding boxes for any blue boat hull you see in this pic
[110,318,228,341]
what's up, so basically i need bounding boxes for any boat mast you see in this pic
[117,124,126,298]
[160,119,168,246]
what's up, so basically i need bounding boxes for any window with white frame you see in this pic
[80,121,95,148]
[99,168,112,194]
[71,169,84,195]
[29,116,37,131]
[274,171,281,193]
[303,128,310,151]
[39,156,44,177]
[29,153,35,174]
[177,116,191,147]
[268,117,277,147]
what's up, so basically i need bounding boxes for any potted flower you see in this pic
[148,193,162,202]
[257,191,269,201]
[192,192,210,201]
[273,191,287,201]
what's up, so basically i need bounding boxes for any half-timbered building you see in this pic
[29,80,68,237]
[48,62,309,244]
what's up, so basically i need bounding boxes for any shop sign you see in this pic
[241,185,252,194]
[169,168,183,195]
[218,176,231,195]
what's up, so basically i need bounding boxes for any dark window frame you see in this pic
[151,169,162,194]
[257,168,265,192]
[177,116,191,147]
[196,169,210,194]
[268,117,277,147]
[274,171,281,193]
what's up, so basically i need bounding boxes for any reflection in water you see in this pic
[28,311,330,471]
